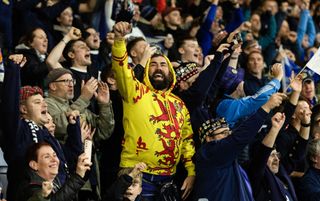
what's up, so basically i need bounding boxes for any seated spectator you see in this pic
[249,106,311,201]
[17,142,91,201]
[104,162,146,201]
[297,138,320,201]
[193,93,285,200]
[15,27,49,89]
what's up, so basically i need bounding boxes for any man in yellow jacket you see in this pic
[112,21,196,200]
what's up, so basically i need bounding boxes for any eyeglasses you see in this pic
[52,79,76,85]
[270,152,281,159]
[208,130,231,137]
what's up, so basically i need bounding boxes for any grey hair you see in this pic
[307,139,320,165]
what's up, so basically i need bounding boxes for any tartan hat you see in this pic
[20,86,43,102]
[199,117,229,143]
[220,66,244,94]
[174,62,199,86]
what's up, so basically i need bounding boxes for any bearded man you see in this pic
[111,21,196,201]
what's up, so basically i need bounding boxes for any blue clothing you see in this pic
[194,108,269,201]
[249,137,307,201]
[197,4,217,57]
[257,14,277,51]
[244,73,270,96]
[298,167,320,201]
[296,10,316,62]
[173,52,224,147]
[225,8,244,33]
[0,0,13,52]
[216,78,280,128]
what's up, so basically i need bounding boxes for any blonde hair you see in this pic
[118,168,143,186]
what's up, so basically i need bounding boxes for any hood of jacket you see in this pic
[142,54,176,94]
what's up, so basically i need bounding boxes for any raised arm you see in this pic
[1,55,26,154]
[112,22,143,102]
[46,27,81,69]
[204,93,285,165]
[249,112,285,193]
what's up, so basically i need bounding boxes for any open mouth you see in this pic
[153,73,164,80]
[49,163,58,168]
[85,53,90,59]
[41,110,47,115]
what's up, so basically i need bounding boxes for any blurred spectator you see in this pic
[15,28,49,89]
[301,74,318,107]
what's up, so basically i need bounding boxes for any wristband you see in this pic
[301,122,311,127]
[61,39,68,45]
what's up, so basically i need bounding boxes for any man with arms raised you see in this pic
[112,21,195,200]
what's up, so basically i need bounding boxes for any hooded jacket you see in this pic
[112,39,195,176]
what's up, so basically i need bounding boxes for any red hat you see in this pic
[20,86,43,102]
[162,7,181,17]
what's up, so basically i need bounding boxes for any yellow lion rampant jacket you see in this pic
[112,39,195,176]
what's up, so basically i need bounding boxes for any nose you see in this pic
[42,101,48,108]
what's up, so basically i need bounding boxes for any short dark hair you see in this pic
[126,37,146,57]
[62,39,86,64]
[177,36,197,49]
[26,142,52,163]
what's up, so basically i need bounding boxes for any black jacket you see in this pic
[17,170,86,201]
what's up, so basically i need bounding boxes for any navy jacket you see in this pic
[174,52,223,147]
[249,134,308,201]
[298,167,320,201]
[194,108,268,201]
[2,61,81,201]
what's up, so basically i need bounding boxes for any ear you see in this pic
[178,47,185,55]
[56,16,61,23]
[164,15,169,23]
[68,51,75,59]
[130,49,137,58]
[29,160,38,171]
[49,83,57,91]
[19,104,28,115]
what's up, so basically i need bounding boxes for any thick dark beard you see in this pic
[149,72,173,91]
